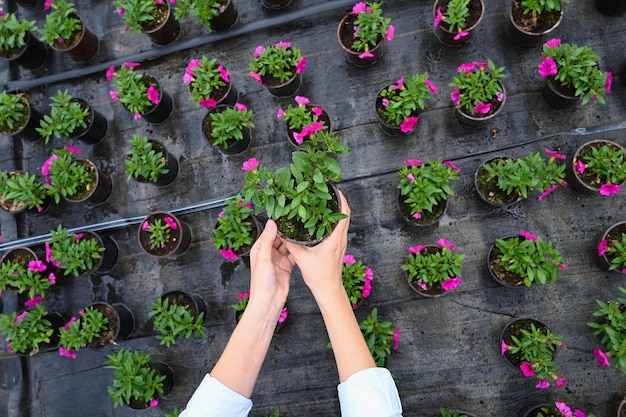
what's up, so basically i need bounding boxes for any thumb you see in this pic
[253,219,278,253]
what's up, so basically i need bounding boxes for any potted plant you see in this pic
[396,159,460,227]
[249,41,307,96]
[277,95,332,148]
[149,290,206,347]
[375,72,438,135]
[138,211,192,258]
[401,240,465,297]
[184,56,237,108]
[232,292,288,334]
[588,287,626,374]
[262,0,291,9]
[202,103,255,155]
[173,0,237,32]
[342,254,374,308]
[488,229,566,287]
[440,409,475,417]
[359,308,400,366]
[125,135,178,186]
[0,247,54,300]
[114,0,180,45]
[38,0,99,62]
[500,317,567,389]
[241,151,347,245]
[0,12,47,70]
[104,348,174,409]
[538,38,612,108]
[608,394,626,417]
[107,61,173,123]
[336,1,394,67]
[597,221,626,274]
[569,139,626,196]
[0,170,50,214]
[0,304,63,356]
[42,146,113,205]
[507,0,569,47]
[36,90,108,144]
[0,91,43,142]
[475,149,568,207]
[433,0,485,47]
[47,224,118,276]
[449,60,506,127]
[522,403,596,417]
[211,195,261,260]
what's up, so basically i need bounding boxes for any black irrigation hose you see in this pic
[2,0,356,92]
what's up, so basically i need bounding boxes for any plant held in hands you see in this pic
[36,90,90,143]
[449,60,506,116]
[588,287,626,374]
[342,254,374,308]
[58,307,109,358]
[125,135,169,182]
[349,2,394,58]
[359,308,400,366]
[402,240,465,294]
[47,224,105,276]
[0,304,54,355]
[211,195,256,260]
[249,41,307,84]
[149,296,205,347]
[107,62,161,120]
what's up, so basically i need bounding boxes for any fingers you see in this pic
[251,218,278,259]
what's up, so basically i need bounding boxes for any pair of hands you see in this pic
[247,190,351,314]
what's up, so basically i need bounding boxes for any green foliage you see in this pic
[104,348,166,407]
[231,292,249,315]
[39,0,81,46]
[359,308,396,366]
[0,304,53,355]
[264,409,280,417]
[186,56,228,107]
[166,409,184,417]
[495,234,566,286]
[378,72,437,126]
[401,246,465,287]
[577,143,626,188]
[58,307,109,352]
[113,0,158,34]
[143,218,176,250]
[47,225,105,276]
[43,148,94,204]
[242,149,347,241]
[483,152,566,199]
[342,258,369,306]
[442,0,470,33]
[351,2,392,52]
[0,92,28,133]
[0,255,52,299]
[541,40,609,105]
[173,0,222,30]
[508,322,562,381]
[125,135,169,182]
[603,233,626,271]
[588,287,626,374]
[449,60,506,115]
[440,408,470,417]
[521,0,570,16]
[0,12,37,54]
[148,296,205,347]
[249,42,304,83]
[0,170,47,210]
[396,160,459,219]
[36,90,90,142]
[279,97,320,131]
[109,63,158,116]
[208,105,255,149]
[210,195,255,252]
[299,130,349,155]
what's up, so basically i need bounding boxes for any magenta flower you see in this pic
[434,7,444,26]
[519,229,538,242]
[473,61,489,68]
[42,155,59,176]
[311,106,323,116]
[393,328,401,350]
[59,347,77,359]
[408,245,426,254]
[15,311,28,323]
[441,277,461,291]
[238,292,250,300]
[555,378,567,388]
[64,145,82,154]
[364,267,373,282]
[343,254,357,265]
[573,411,586,417]
[250,71,263,84]
[164,217,178,230]
[278,308,288,323]
[416,280,428,291]
[74,233,83,241]
[407,173,416,182]
[405,159,422,167]
[235,103,248,112]
[520,361,535,377]
[599,183,621,196]
[24,295,44,307]
[538,58,558,78]
[293,132,304,145]
[382,98,389,107]
[358,51,374,59]
[199,98,217,108]
[48,273,56,284]
[185,59,201,74]
[501,340,509,355]
[444,161,460,172]
[474,101,491,114]
[109,90,119,101]
[575,160,586,174]
[362,280,372,298]
[149,399,159,408]
[106,65,115,81]
[391,76,405,91]
[400,116,418,133]
[242,158,260,172]
[142,221,149,231]
[44,0,53,10]
[385,25,395,42]
[183,73,193,84]
[123,61,139,69]
[544,148,566,160]
[412,212,422,219]
[598,239,609,256]
[296,57,307,74]
[593,348,610,366]
[453,31,469,40]
[497,91,505,102]
[605,71,613,94]
[424,78,438,94]
[545,38,561,48]
[276,41,291,49]
[352,2,368,14]
[220,248,238,260]
[295,96,310,106]
[451,90,461,106]
[253,45,265,58]
[28,260,47,273]
[437,239,456,251]
[277,108,285,118]
[147,86,160,105]
[217,65,230,83]
[301,121,324,137]
[134,113,142,120]
[556,402,573,417]
[117,7,125,16]
[537,184,559,201]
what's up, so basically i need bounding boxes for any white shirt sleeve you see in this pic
[180,374,253,417]
[337,367,403,417]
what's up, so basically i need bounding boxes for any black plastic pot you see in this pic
[263,72,301,97]
[130,140,179,186]
[500,317,554,371]
[202,105,252,155]
[5,97,44,142]
[62,160,113,206]
[487,235,525,288]
[568,139,626,195]
[454,83,506,128]
[50,13,99,63]
[607,393,626,417]
[127,361,175,409]
[507,0,564,48]
[138,212,192,258]
[15,0,41,6]
[262,0,292,9]
[210,0,238,30]
[161,290,208,321]
[598,221,626,273]
[68,99,108,144]
[141,81,174,124]
[2,31,48,70]
[596,0,626,15]
[337,13,384,67]
[86,302,134,346]
[397,190,447,228]
[406,246,449,298]
[542,78,579,109]
[374,85,420,136]
[144,1,180,45]
[474,157,523,208]
[433,0,485,47]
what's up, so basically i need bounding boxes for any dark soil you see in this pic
[511,0,562,33]
[338,14,383,53]
[52,14,83,50]
[574,141,626,189]
[138,213,183,257]
[407,246,447,297]
[64,160,98,201]
[436,0,483,32]
[88,303,120,348]
[397,194,446,226]
[163,291,198,317]
[0,172,28,212]
[501,318,553,367]
[0,96,29,134]
[475,158,521,205]
[604,223,626,268]
[141,2,170,32]
[489,236,525,287]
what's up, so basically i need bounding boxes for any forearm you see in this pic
[210,301,281,398]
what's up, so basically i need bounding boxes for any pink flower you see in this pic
[544,148,566,160]
[453,31,469,40]
[538,58,558,78]
[74,233,83,241]
[59,347,77,359]
[106,65,115,81]
[451,90,461,106]
[42,154,59,176]
[147,86,160,105]
[199,98,217,108]
[64,145,82,154]
[293,132,304,145]
[473,61,489,68]
[457,63,475,73]
[575,160,586,174]
[473,101,491,114]
[253,45,265,58]
[558,263,566,271]
[358,51,374,59]
[217,65,230,83]
[183,73,194,84]
[235,103,247,112]
[412,212,422,219]
[242,158,260,172]
[296,57,307,74]
[444,161,460,172]
[599,183,621,196]
[501,340,509,355]
[149,399,159,408]
[362,280,372,298]
[185,59,201,75]
[405,159,422,167]
[164,217,178,230]
[393,328,401,350]
[250,71,263,84]
[116,7,125,16]
[593,348,610,366]
[407,173,416,182]
[437,239,456,251]
[520,361,535,377]
[352,2,368,14]
[497,91,505,102]
[424,79,438,94]
[434,7,444,26]
[408,245,426,254]
[24,296,44,307]
[416,280,428,291]
[134,113,142,120]
[545,38,561,48]
[537,184,559,201]
[15,311,28,323]
[277,108,285,118]
[142,221,149,231]
[220,248,238,260]
[295,96,310,106]
[385,25,395,42]
[364,267,373,282]
[519,229,538,242]
[573,411,586,417]
[44,0,53,10]
[400,116,418,133]
[156,0,163,3]
[276,41,291,49]
[343,254,357,265]
[441,277,461,291]
[238,292,250,301]
[391,76,405,91]
[556,402,573,417]
[555,378,567,388]
[278,308,288,323]
[109,90,119,101]
[218,211,225,218]
[123,61,140,69]
[605,71,613,94]
[48,273,56,284]
[28,260,47,272]
[301,121,324,137]
[382,98,389,107]
[311,106,323,116]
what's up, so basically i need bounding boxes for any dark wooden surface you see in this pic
[1,0,626,416]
